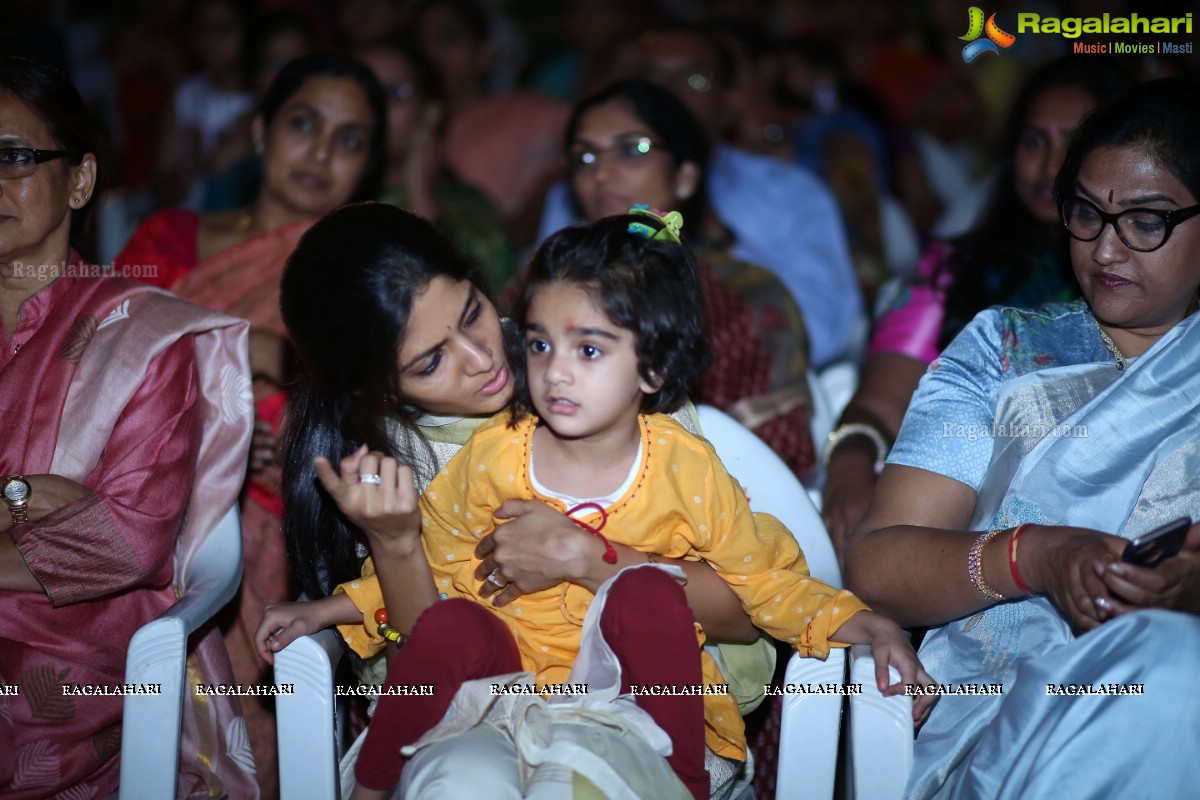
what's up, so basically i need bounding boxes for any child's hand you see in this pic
[254,595,357,664]
[832,610,938,727]
[314,446,420,550]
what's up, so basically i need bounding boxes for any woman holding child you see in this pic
[262,202,933,798]
[845,79,1200,798]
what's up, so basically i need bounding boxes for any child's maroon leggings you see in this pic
[354,567,709,799]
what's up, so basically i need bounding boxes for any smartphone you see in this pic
[1122,517,1191,567]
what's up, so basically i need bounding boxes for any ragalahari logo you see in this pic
[960,7,1017,62]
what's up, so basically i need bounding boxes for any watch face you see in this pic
[4,479,30,503]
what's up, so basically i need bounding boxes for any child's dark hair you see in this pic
[509,214,711,419]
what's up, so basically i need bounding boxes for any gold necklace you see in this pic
[1097,325,1128,371]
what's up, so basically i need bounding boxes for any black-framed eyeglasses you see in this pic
[567,136,660,172]
[0,148,80,180]
[1060,196,1200,253]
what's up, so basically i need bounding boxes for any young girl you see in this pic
[265,209,934,799]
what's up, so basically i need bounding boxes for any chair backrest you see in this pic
[119,504,245,798]
[697,404,841,587]
[807,369,837,458]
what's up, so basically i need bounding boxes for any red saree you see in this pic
[0,266,255,798]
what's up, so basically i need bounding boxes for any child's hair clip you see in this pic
[627,205,684,244]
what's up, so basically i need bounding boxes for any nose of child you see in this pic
[543,350,571,385]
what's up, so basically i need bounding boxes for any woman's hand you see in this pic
[474,499,598,605]
[0,475,93,533]
[821,446,879,565]
[1021,525,1129,633]
[254,594,359,664]
[832,610,938,726]
[313,446,420,552]
[1094,521,1200,618]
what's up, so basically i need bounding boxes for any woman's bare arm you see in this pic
[845,464,1127,632]
[313,450,438,636]
[822,353,927,558]
[474,500,759,643]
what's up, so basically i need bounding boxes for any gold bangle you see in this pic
[968,529,1006,600]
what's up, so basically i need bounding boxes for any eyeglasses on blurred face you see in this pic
[0,148,79,180]
[567,136,660,172]
[1061,196,1200,252]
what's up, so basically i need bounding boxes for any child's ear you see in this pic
[639,370,664,395]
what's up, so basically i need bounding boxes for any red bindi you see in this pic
[1108,189,1114,203]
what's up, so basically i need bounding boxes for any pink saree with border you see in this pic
[0,265,255,798]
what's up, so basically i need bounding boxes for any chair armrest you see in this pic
[775,649,846,799]
[846,644,914,800]
[119,504,244,798]
[275,629,346,800]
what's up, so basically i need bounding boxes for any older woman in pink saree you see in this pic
[0,57,254,798]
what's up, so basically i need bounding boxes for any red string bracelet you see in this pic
[566,502,618,564]
[1008,524,1035,595]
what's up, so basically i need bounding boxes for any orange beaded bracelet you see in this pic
[373,608,406,645]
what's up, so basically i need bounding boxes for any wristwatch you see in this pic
[2,475,31,525]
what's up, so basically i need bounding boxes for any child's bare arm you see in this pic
[255,594,360,664]
[830,610,938,726]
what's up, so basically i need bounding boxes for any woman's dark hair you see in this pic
[258,52,389,201]
[0,56,104,260]
[280,202,490,600]
[565,79,713,241]
[937,56,1136,348]
[509,213,711,419]
[1055,77,1200,218]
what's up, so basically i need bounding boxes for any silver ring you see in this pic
[359,474,382,485]
[486,568,507,589]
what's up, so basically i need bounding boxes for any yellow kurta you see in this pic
[338,412,867,760]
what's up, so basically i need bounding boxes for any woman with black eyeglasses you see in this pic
[843,77,1200,799]
[0,56,256,799]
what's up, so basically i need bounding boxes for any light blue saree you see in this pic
[888,301,1200,800]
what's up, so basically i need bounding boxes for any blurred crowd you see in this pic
[6,0,1194,308]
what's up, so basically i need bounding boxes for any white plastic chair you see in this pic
[817,362,859,425]
[696,405,846,800]
[805,361,861,509]
[275,621,346,799]
[846,646,913,800]
[118,504,244,798]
